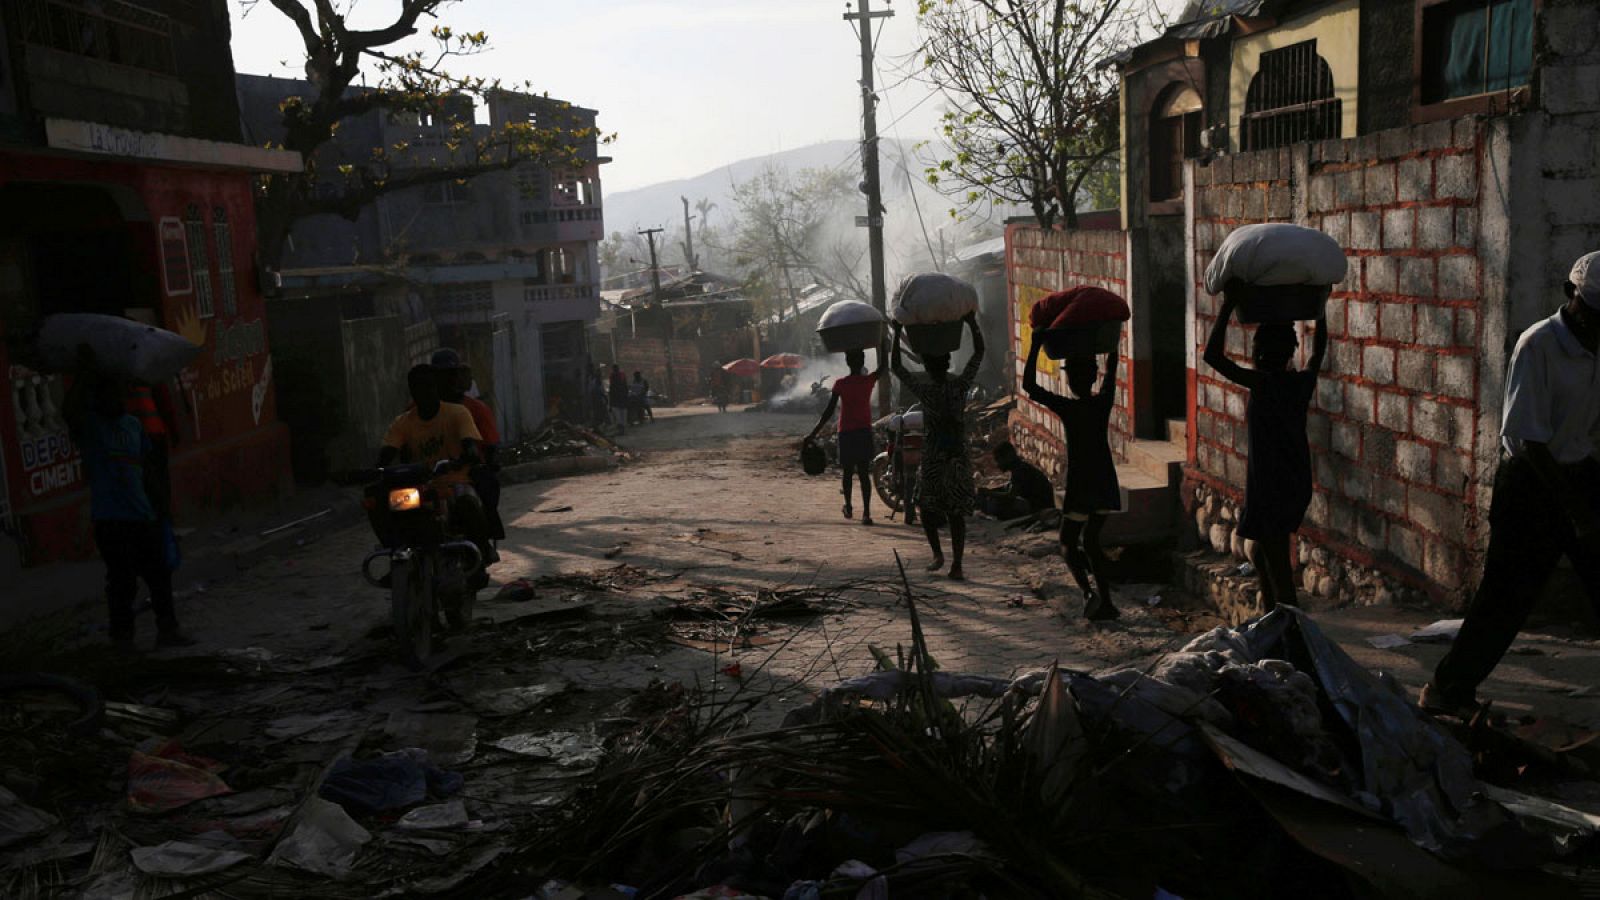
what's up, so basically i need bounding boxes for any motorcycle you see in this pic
[350,462,485,668]
[871,404,924,522]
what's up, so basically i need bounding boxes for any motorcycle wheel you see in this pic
[871,453,902,512]
[391,555,434,669]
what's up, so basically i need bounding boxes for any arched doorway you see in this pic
[1150,84,1202,203]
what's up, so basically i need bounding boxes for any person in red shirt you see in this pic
[430,349,505,540]
[807,339,888,524]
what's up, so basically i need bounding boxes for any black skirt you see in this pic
[837,428,876,467]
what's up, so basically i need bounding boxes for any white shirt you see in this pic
[1501,310,1600,463]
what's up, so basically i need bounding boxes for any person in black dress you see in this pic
[1203,293,1328,611]
[891,313,984,579]
[1023,330,1122,620]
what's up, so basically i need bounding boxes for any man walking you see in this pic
[1421,251,1600,717]
[609,364,630,434]
[68,352,195,650]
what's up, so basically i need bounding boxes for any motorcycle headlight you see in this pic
[388,487,424,512]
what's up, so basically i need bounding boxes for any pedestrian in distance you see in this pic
[1023,332,1123,620]
[806,340,888,525]
[1203,295,1328,613]
[631,371,654,424]
[609,364,629,435]
[65,347,196,651]
[891,313,984,579]
[710,362,730,414]
[1421,251,1600,719]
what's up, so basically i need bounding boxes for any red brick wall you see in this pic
[1188,119,1488,604]
[1004,225,1130,482]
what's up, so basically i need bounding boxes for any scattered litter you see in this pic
[1409,619,1464,643]
[603,545,626,560]
[384,711,478,766]
[1236,562,1255,576]
[539,506,575,514]
[130,839,251,877]
[493,579,539,603]
[1367,634,1413,650]
[266,710,365,742]
[126,740,231,813]
[0,786,56,848]
[269,796,372,879]
[488,731,604,768]
[470,682,567,717]
[396,798,470,831]
[320,748,464,815]
[1146,594,1163,607]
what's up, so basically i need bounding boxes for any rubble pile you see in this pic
[501,420,629,466]
[515,603,1600,899]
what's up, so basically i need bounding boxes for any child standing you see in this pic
[1203,295,1327,611]
[807,341,888,525]
[1023,331,1122,620]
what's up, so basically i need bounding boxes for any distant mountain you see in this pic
[600,138,929,236]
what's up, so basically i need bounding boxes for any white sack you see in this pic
[891,273,978,325]
[818,300,884,329]
[1203,223,1347,294]
[35,314,201,384]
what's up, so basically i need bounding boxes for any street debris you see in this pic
[501,420,628,466]
[1409,619,1465,643]
[130,838,252,877]
[320,748,465,815]
[1367,633,1413,650]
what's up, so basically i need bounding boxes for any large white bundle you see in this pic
[818,300,884,329]
[891,273,978,325]
[34,314,202,384]
[1203,223,1347,294]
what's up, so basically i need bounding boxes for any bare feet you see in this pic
[842,504,853,520]
[948,567,965,581]
[926,556,945,572]
[1083,591,1120,621]
[861,516,874,526]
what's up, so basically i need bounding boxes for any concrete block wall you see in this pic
[1187,121,1490,607]
[613,336,704,402]
[1004,225,1130,482]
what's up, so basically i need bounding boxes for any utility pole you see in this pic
[845,0,893,416]
[639,226,675,403]
[680,197,698,271]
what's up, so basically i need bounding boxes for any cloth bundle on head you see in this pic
[1570,251,1600,310]
[891,272,979,325]
[1029,286,1130,330]
[818,300,884,329]
[1203,223,1347,294]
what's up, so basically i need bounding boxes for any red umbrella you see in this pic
[722,358,760,378]
[760,353,805,370]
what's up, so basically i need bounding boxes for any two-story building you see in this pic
[0,0,300,573]
[1007,0,1599,611]
[237,76,605,477]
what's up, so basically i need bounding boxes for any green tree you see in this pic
[914,0,1138,229]
[725,166,869,324]
[246,0,610,266]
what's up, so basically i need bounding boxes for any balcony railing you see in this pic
[524,282,597,303]
[17,0,176,76]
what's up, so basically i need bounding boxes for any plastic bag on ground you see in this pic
[268,796,371,879]
[891,273,978,324]
[126,740,232,814]
[0,786,57,848]
[396,798,469,831]
[130,839,252,877]
[1203,223,1347,293]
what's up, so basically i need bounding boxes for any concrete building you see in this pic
[0,0,300,570]
[237,75,605,476]
[1006,0,1599,611]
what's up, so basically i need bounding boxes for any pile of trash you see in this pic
[501,420,627,466]
[513,604,1600,899]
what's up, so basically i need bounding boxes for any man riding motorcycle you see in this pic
[375,364,496,588]
[429,348,505,542]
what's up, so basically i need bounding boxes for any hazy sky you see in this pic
[229,1,1186,193]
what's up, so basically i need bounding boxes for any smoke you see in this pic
[771,355,854,408]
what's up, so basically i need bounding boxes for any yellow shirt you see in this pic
[382,402,482,484]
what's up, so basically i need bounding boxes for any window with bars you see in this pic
[211,207,237,317]
[1420,0,1533,105]
[1240,40,1341,151]
[184,206,215,319]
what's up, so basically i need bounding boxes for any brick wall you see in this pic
[1004,225,1130,482]
[612,336,704,401]
[1188,120,1488,605]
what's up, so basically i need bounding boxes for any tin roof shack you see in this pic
[1008,0,1600,611]
[238,76,606,475]
[0,0,301,570]
[598,270,755,403]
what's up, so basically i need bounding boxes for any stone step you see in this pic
[1099,464,1179,546]
[1166,417,1187,446]
[1125,437,1186,487]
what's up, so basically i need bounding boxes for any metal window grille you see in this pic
[211,207,237,317]
[184,207,214,319]
[1241,40,1341,151]
[16,0,176,75]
